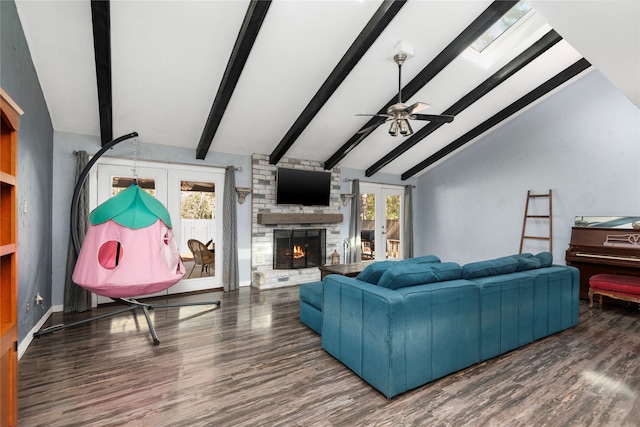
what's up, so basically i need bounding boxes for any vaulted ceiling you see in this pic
[15,0,639,179]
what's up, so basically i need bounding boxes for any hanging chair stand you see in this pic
[34,132,221,346]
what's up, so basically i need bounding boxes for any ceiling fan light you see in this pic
[389,120,399,136]
[399,119,413,136]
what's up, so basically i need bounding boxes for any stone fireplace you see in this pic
[251,154,341,290]
[273,229,326,270]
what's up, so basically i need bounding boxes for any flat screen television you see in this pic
[276,167,331,206]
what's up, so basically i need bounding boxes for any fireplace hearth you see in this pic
[273,229,326,270]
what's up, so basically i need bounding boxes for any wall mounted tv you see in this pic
[276,167,331,206]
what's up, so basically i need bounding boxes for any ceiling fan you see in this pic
[357,53,454,137]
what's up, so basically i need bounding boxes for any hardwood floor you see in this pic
[19,286,640,427]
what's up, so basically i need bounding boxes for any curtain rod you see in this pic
[344,178,415,188]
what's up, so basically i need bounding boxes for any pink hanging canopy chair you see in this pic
[72,184,185,298]
[34,133,220,346]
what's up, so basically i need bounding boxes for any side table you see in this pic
[318,260,375,279]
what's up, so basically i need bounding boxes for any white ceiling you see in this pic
[15,0,639,178]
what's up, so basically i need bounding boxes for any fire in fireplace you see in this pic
[273,229,326,269]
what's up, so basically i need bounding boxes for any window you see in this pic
[470,1,534,53]
[463,1,547,70]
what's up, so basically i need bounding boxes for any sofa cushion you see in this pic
[429,262,463,282]
[357,256,441,285]
[377,262,462,290]
[299,281,323,310]
[406,255,441,264]
[534,251,553,267]
[512,253,542,271]
[356,260,406,285]
[462,256,519,279]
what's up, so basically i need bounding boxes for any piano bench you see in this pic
[589,274,640,308]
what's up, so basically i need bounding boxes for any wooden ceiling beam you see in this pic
[366,29,563,177]
[196,1,272,160]
[323,0,517,171]
[268,0,407,166]
[401,58,591,180]
[91,0,112,146]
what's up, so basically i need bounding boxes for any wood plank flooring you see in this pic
[18,286,640,427]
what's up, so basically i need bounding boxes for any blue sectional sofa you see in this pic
[299,253,579,398]
[299,255,442,335]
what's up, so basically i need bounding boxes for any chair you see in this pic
[361,241,374,260]
[187,239,215,278]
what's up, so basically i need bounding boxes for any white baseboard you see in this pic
[52,304,64,313]
[18,307,53,360]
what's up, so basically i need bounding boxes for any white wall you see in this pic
[52,132,253,308]
[415,70,640,265]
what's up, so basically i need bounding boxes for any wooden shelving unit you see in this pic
[1,86,22,427]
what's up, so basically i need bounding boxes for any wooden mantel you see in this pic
[257,213,343,225]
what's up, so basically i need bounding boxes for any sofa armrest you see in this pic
[321,275,407,398]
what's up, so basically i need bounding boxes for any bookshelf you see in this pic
[1,86,22,426]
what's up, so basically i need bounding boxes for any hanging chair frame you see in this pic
[34,132,220,346]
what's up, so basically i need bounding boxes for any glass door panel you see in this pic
[359,191,376,260]
[179,180,216,278]
[168,169,224,293]
[360,183,403,261]
[96,163,167,208]
[386,193,401,259]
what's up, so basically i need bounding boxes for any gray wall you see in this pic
[1,0,54,342]
[415,70,640,265]
[52,132,253,307]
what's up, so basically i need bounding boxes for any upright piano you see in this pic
[566,226,640,300]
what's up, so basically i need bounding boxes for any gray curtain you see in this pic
[347,179,361,263]
[222,166,239,291]
[63,151,92,313]
[403,185,414,259]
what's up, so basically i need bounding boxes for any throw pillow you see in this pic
[377,264,437,290]
[534,251,553,267]
[376,262,462,290]
[429,262,463,282]
[405,255,441,264]
[462,256,519,279]
[356,260,405,285]
[508,253,542,271]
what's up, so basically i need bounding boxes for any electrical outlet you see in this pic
[25,301,30,312]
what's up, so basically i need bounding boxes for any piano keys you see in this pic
[565,227,640,300]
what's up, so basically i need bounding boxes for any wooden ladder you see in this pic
[519,189,553,254]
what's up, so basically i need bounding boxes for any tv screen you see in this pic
[276,168,331,206]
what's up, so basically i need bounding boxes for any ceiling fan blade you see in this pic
[355,113,389,118]
[412,114,455,123]
[356,119,387,134]
[407,102,430,115]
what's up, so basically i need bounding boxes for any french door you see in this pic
[93,159,224,302]
[359,183,404,261]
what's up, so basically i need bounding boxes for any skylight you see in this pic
[462,1,548,70]
[470,1,534,53]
